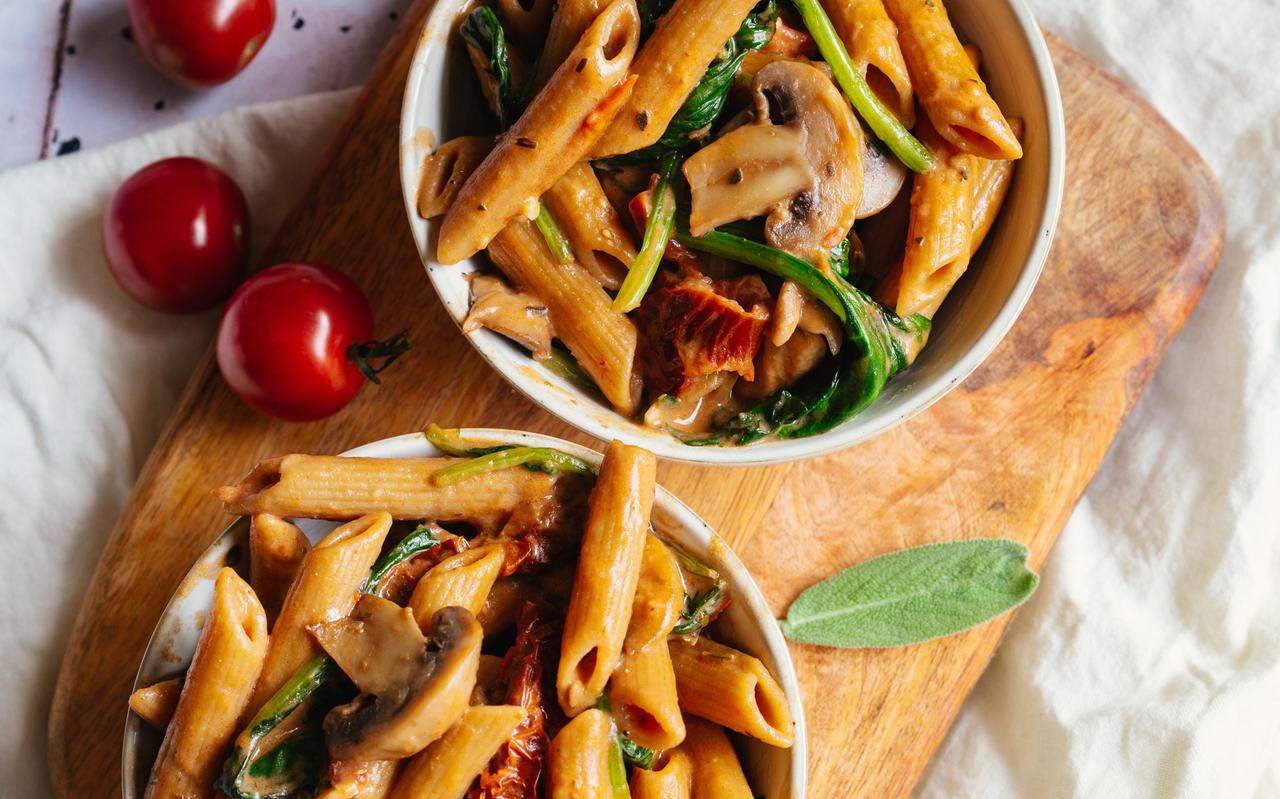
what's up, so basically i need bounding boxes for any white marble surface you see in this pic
[0,0,411,170]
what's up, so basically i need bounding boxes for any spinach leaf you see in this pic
[674,222,930,443]
[459,7,521,128]
[605,0,777,165]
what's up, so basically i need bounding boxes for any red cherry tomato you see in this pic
[217,263,379,421]
[128,0,276,87]
[102,157,250,313]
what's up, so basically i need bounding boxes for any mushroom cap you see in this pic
[753,61,864,260]
[856,129,908,219]
[321,602,482,762]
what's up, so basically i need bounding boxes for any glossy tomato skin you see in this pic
[217,263,374,422]
[102,157,250,313]
[128,0,276,87]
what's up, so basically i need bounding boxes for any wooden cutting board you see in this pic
[47,3,1223,795]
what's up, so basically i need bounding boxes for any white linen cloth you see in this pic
[1,0,1277,796]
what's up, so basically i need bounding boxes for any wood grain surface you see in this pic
[46,2,1223,795]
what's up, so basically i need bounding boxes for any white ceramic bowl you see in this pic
[399,1,1064,464]
[124,430,806,798]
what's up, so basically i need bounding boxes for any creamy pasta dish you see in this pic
[416,0,1021,444]
[129,431,794,798]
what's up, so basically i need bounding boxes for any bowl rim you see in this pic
[397,0,1065,466]
[123,429,808,799]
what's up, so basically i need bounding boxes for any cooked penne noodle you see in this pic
[683,717,753,799]
[630,747,693,799]
[557,441,656,714]
[970,118,1022,252]
[543,162,638,291]
[881,0,1021,160]
[389,705,527,799]
[417,136,493,219]
[146,568,268,799]
[624,534,685,653]
[250,512,390,707]
[590,0,761,158]
[547,708,615,799]
[822,0,914,126]
[475,575,534,635]
[609,638,686,750]
[437,0,640,263]
[215,454,555,529]
[669,635,794,748]
[408,544,505,627]
[317,760,400,799]
[494,0,555,49]
[536,0,615,86]
[487,217,642,414]
[249,513,309,625]
[882,117,976,319]
[129,678,181,729]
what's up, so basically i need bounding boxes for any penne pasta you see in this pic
[317,760,400,799]
[145,568,268,799]
[536,0,615,86]
[609,637,686,750]
[389,705,527,799]
[543,162,638,291]
[669,635,794,748]
[129,678,181,729]
[624,534,685,653]
[630,747,693,799]
[557,441,656,715]
[683,717,753,799]
[822,0,915,126]
[494,0,555,49]
[970,118,1022,253]
[250,512,391,708]
[215,454,555,530]
[881,0,1022,159]
[547,708,615,799]
[487,217,642,414]
[437,0,640,264]
[590,0,761,158]
[248,513,309,625]
[408,544,505,627]
[417,136,493,219]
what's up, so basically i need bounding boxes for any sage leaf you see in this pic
[780,539,1038,648]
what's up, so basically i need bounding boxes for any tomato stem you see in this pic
[347,329,411,385]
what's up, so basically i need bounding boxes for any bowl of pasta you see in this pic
[400,0,1063,463]
[124,429,805,798]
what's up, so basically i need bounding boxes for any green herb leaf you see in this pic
[780,539,1039,648]
[459,7,522,128]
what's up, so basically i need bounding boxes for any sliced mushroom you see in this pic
[316,600,482,761]
[769,280,843,354]
[684,124,815,236]
[752,61,864,260]
[463,274,555,359]
[736,330,829,402]
[856,128,908,218]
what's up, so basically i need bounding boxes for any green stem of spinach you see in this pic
[535,201,575,264]
[613,153,680,313]
[790,0,933,173]
[431,446,596,486]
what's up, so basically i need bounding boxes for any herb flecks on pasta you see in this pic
[134,439,793,797]
[419,0,1020,444]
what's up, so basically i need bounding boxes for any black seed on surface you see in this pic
[636,111,648,131]
[575,58,587,73]
[293,17,305,29]
[515,137,537,149]
[340,24,352,32]
[390,10,399,20]
[154,99,165,111]
[729,167,743,185]
[56,137,81,156]
[120,25,133,42]
[66,44,76,55]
